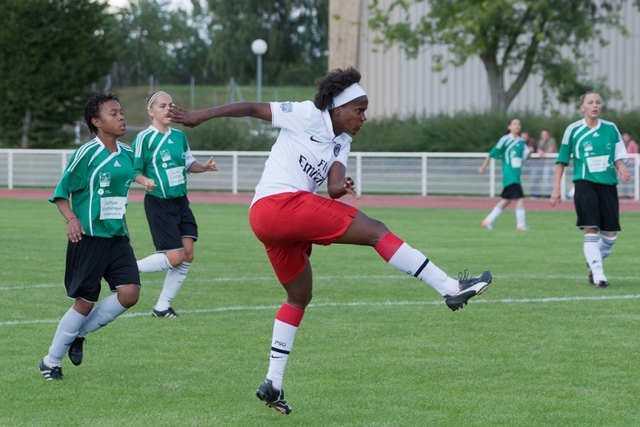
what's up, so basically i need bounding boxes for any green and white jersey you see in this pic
[132,126,197,199]
[489,134,529,188]
[557,119,628,185]
[50,138,134,237]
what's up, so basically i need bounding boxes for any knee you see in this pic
[117,284,140,309]
[184,252,195,264]
[166,251,186,268]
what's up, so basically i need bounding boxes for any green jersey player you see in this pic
[551,91,630,288]
[133,91,218,318]
[479,118,530,230]
[40,94,140,380]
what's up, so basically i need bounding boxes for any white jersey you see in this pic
[251,101,352,206]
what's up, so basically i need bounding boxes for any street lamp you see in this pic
[251,39,268,102]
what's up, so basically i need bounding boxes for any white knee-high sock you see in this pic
[584,233,606,282]
[515,207,526,228]
[155,262,190,311]
[44,307,86,366]
[374,232,459,296]
[598,235,617,259]
[78,294,127,336]
[137,253,171,273]
[485,206,503,224]
[267,303,305,390]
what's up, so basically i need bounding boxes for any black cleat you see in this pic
[152,307,178,318]
[595,281,610,288]
[39,359,63,380]
[68,336,85,366]
[445,269,492,311]
[256,379,292,415]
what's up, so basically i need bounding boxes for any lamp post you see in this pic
[251,39,268,102]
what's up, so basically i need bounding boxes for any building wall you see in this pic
[330,0,640,118]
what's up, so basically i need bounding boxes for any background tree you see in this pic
[113,0,194,86]
[0,0,121,148]
[207,0,328,85]
[368,0,631,111]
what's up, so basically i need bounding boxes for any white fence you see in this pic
[0,149,638,200]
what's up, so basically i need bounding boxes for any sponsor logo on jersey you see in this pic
[299,155,329,184]
[280,102,293,113]
[310,135,322,143]
[594,132,600,137]
[334,143,342,157]
[114,160,121,167]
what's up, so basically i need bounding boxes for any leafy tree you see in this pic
[206,0,328,85]
[113,0,194,86]
[0,0,120,148]
[368,0,633,111]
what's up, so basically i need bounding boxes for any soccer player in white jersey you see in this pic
[40,94,141,380]
[167,67,492,415]
[550,91,630,288]
[478,118,530,230]
[132,91,219,318]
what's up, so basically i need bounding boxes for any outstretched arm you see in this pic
[167,102,272,128]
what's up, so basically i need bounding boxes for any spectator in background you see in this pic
[521,131,538,154]
[533,129,558,197]
[479,118,531,230]
[620,131,638,198]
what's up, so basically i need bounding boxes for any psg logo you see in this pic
[333,143,341,156]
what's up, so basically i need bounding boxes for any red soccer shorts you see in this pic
[249,191,358,284]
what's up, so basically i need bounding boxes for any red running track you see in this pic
[2,188,640,212]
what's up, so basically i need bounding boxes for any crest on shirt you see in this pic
[99,173,111,188]
[280,102,293,113]
[334,143,341,157]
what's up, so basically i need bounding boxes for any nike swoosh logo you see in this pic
[310,135,322,143]
[270,355,283,359]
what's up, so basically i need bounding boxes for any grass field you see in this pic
[1,199,639,426]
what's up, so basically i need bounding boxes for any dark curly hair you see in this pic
[83,93,119,135]
[313,67,362,110]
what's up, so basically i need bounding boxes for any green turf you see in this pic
[1,199,639,426]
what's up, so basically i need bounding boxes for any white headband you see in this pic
[147,91,169,109]
[330,83,367,109]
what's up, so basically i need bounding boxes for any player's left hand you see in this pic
[618,165,631,182]
[344,176,358,198]
[205,156,219,172]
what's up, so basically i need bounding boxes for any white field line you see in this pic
[2,294,640,327]
[2,273,639,292]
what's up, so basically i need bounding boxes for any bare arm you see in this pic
[478,157,491,174]
[134,174,156,191]
[549,163,566,207]
[615,159,630,182]
[54,198,85,242]
[326,162,357,199]
[167,102,272,128]
[188,156,219,174]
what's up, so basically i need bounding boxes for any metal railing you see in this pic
[0,149,638,200]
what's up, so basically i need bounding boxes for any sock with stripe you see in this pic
[598,235,616,259]
[375,232,459,296]
[44,307,86,367]
[266,303,305,390]
[155,262,190,311]
[584,233,606,283]
[78,294,127,337]
[137,253,172,273]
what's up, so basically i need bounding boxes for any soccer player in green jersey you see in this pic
[479,118,530,230]
[550,91,630,288]
[132,91,219,318]
[40,94,141,380]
